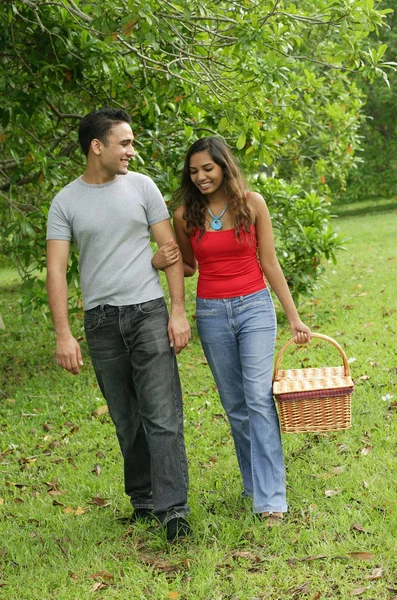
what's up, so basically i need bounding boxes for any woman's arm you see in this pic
[173,206,197,277]
[251,192,311,344]
[151,207,197,277]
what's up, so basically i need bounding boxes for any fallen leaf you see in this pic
[21,456,37,464]
[52,500,66,507]
[168,593,181,600]
[363,323,373,328]
[55,539,69,556]
[91,496,106,506]
[359,375,370,381]
[300,554,327,562]
[325,489,340,497]
[0,499,4,505]
[92,405,108,417]
[232,551,262,562]
[347,552,374,561]
[366,567,383,580]
[360,446,371,456]
[92,464,101,477]
[286,581,311,595]
[311,594,322,600]
[363,481,369,489]
[48,489,67,496]
[89,571,114,581]
[331,466,345,475]
[351,524,367,534]
[49,440,61,448]
[337,444,349,453]
[90,582,108,591]
[64,506,85,516]
[350,586,370,596]
[14,498,24,504]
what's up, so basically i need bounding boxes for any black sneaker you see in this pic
[165,517,192,542]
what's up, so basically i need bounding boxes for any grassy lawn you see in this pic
[1,203,397,599]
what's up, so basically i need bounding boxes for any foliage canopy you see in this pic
[0,0,393,305]
[339,0,397,202]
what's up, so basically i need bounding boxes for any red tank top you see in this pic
[191,225,266,299]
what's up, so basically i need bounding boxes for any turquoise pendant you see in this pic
[210,218,223,231]
[208,202,228,231]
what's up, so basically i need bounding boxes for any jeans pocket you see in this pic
[138,297,167,315]
[84,311,103,331]
[195,309,217,318]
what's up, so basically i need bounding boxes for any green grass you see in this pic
[1,202,397,599]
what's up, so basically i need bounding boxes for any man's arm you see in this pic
[46,239,83,374]
[150,219,191,354]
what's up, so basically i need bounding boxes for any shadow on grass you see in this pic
[332,197,397,218]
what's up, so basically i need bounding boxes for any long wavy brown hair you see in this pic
[174,137,252,239]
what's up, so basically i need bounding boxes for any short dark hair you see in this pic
[78,107,132,157]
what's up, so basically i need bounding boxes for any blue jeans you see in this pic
[84,299,189,524]
[196,288,287,513]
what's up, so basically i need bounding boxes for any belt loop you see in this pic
[100,304,106,317]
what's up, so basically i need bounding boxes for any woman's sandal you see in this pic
[261,512,284,528]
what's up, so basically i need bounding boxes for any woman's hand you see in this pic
[289,319,312,345]
[152,239,180,271]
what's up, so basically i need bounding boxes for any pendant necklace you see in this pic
[207,202,228,231]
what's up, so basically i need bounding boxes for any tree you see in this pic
[338,1,397,202]
[0,0,393,306]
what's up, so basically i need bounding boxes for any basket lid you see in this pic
[273,372,354,395]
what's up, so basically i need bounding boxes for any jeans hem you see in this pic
[253,505,288,514]
[159,509,190,526]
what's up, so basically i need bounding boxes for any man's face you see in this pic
[98,122,136,177]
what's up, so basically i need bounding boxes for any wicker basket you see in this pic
[273,333,354,434]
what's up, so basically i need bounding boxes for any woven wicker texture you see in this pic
[273,333,354,434]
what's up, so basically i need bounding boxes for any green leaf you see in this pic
[236,133,246,150]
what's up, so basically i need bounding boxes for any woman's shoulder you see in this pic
[246,190,266,205]
[173,205,185,220]
[246,191,267,219]
[173,205,189,232]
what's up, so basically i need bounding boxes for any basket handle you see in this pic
[273,332,351,381]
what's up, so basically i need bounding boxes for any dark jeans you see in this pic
[84,298,189,524]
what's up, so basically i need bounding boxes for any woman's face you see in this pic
[189,151,224,196]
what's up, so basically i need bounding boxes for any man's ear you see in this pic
[91,138,102,156]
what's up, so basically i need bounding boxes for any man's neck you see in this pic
[81,165,118,185]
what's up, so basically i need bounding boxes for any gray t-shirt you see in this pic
[47,172,169,310]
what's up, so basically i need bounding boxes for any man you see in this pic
[46,107,191,541]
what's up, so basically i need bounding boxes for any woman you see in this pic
[154,137,311,524]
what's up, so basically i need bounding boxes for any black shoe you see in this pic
[130,508,155,523]
[166,517,192,542]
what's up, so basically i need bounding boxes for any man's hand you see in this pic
[168,312,191,354]
[152,239,180,271]
[56,334,83,375]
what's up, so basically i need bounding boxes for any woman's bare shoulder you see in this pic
[173,205,185,220]
[247,190,266,206]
